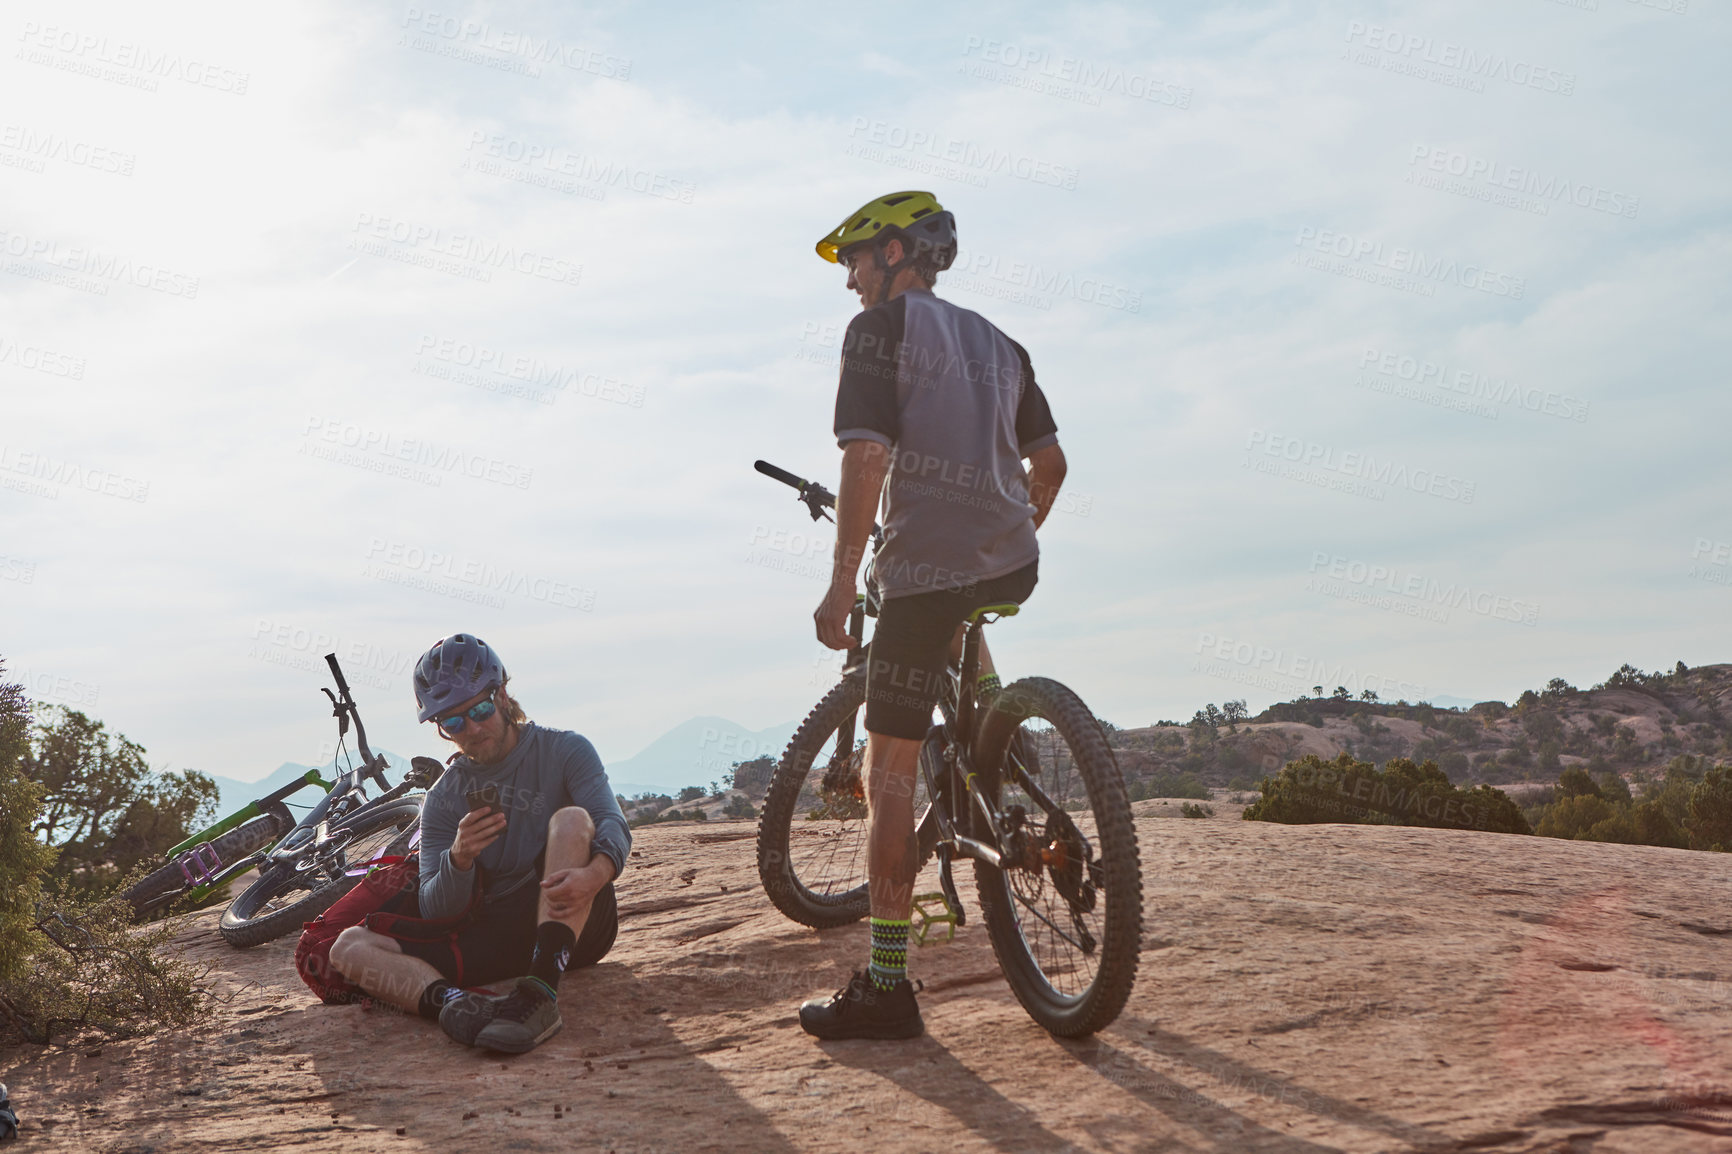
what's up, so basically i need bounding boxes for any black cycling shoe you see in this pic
[439,988,504,1047]
[474,977,562,1053]
[799,972,924,1040]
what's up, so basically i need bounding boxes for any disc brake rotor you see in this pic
[1041,809,1096,914]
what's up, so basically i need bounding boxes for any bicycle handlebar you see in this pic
[323,653,390,790]
[755,459,837,522]
[323,652,352,700]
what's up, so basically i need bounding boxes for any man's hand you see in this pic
[814,579,858,650]
[541,857,614,921]
[449,807,507,872]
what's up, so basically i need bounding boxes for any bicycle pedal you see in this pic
[910,892,958,946]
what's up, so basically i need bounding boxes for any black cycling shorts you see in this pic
[863,560,1038,740]
[398,875,618,987]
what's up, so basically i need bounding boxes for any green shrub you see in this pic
[0,660,209,1045]
[0,667,53,984]
[1685,767,1732,851]
[1179,802,1214,819]
[2,879,209,1045]
[1128,771,1209,801]
[1242,753,1529,834]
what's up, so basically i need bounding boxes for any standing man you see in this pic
[330,633,630,1053]
[798,192,1069,1040]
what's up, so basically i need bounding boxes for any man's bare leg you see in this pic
[538,806,601,941]
[865,732,923,922]
[329,927,445,1013]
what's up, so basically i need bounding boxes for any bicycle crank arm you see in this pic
[185,854,268,903]
[936,846,967,928]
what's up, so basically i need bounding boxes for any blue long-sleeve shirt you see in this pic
[417,721,631,920]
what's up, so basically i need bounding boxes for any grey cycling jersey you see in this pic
[833,288,1058,600]
[418,721,630,920]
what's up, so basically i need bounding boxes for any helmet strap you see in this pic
[872,238,919,307]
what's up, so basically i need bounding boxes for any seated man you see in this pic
[330,633,630,1053]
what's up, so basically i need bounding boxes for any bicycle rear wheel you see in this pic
[219,798,422,948]
[756,675,942,928]
[122,814,290,921]
[973,677,1141,1036]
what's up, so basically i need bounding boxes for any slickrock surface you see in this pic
[5,805,1731,1152]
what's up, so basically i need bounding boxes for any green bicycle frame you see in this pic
[167,769,335,901]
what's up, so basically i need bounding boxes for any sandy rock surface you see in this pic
[5,808,1731,1152]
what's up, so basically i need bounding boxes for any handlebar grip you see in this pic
[754,460,807,491]
[324,653,352,699]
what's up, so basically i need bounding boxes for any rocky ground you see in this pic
[5,805,1732,1153]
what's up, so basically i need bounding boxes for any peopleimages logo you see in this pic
[845,117,1080,190]
[0,226,201,298]
[958,36,1192,109]
[1344,21,1576,96]
[349,213,582,287]
[15,21,251,94]
[1406,145,1639,220]
[1244,429,1477,504]
[301,416,534,490]
[1358,348,1589,423]
[1192,632,1427,702]
[1307,552,1538,626]
[362,539,597,611]
[1293,227,1525,299]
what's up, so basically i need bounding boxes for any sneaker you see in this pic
[473,977,562,1054]
[438,988,505,1047]
[798,972,924,1040]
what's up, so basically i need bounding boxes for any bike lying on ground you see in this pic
[123,654,442,947]
[751,460,1143,1037]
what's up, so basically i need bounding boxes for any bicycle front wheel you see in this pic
[219,798,422,948]
[756,675,942,928]
[973,677,1142,1037]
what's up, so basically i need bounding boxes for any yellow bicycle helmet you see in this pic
[815,190,958,271]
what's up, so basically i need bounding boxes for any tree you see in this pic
[1221,700,1248,732]
[0,662,54,984]
[1358,689,1379,703]
[1331,686,1351,701]
[21,707,217,895]
[1685,767,1732,852]
[1543,677,1576,700]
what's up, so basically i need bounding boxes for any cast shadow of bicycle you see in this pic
[822,1012,1455,1153]
[1062,1014,1454,1153]
[303,961,803,1154]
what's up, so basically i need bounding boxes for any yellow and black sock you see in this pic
[867,917,910,990]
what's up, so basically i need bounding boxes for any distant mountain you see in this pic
[206,750,412,816]
[603,716,797,798]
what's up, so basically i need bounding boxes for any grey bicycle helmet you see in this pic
[413,633,506,723]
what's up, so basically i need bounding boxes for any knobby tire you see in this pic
[122,814,289,921]
[973,677,1142,1037]
[756,675,940,928]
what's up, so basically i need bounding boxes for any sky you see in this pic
[3,0,1729,785]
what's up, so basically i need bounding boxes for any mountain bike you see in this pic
[751,460,1142,1037]
[214,654,441,947]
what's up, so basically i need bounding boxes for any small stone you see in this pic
[396,1127,406,1135]
[462,1110,479,1121]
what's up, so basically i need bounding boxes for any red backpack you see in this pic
[293,855,479,1004]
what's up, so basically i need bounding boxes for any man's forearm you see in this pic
[833,440,889,584]
[1027,443,1067,530]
